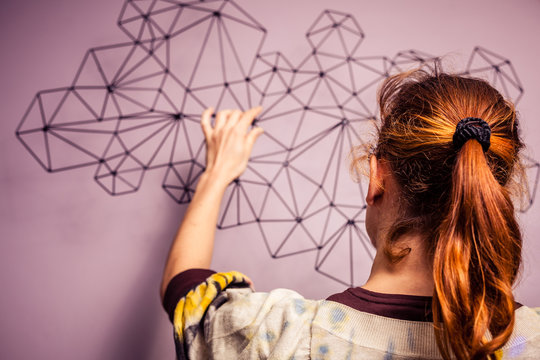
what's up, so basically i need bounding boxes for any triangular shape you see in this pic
[45,130,100,171]
[73,50,109,87]
[48,90,98,126]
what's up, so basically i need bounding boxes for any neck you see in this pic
[362,234,434,296]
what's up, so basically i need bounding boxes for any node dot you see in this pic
[245,77,251,82]
[111,171,117,176]
[224,82,229,87]
[286,88,292,94]
[283,161,289,167]
[42,125,49,132]
[319,71,325,78]
[295,216,302,223]
[212,11,221,17]
[272,66,277,72]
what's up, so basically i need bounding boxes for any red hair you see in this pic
[355,66,524,359]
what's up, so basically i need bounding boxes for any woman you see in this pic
[160,66,540,359]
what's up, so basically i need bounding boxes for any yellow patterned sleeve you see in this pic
[172,271,251,359]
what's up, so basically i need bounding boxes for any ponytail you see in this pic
[433,139,521,359]
[371,66,524,360]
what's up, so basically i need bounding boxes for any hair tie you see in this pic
[453,117,491,152]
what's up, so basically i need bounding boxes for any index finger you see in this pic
[237,106,263,134]
[200,107,214,139]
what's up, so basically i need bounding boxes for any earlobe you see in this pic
[366,155,384,206]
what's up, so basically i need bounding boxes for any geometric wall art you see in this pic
[15,0,539,286]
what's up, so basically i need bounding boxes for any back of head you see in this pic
[372,65,524,359]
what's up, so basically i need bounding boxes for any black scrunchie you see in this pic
[453,117,491,152]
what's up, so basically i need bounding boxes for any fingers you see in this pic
[200,107,214,140]
[222,109,243,133]
[201,106,262,136]
[214,109,232,132]
[245,125,264,153]
[238,106,263,134]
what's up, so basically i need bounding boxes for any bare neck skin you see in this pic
[362,235,434,296]
[362,155,434,296]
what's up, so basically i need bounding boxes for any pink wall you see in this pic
[1,0,539,359]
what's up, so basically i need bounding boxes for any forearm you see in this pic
[160,169,229,299]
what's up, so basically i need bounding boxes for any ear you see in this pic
[366,155,385,206]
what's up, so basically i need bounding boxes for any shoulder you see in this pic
[496,306,540,358]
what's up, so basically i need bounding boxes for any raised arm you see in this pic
[160,107,263,300]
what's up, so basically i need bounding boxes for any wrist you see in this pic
[197,168,230,193]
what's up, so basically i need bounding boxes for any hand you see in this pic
[200,106,264,186]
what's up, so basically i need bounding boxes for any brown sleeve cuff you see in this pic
[162,268,217,322]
